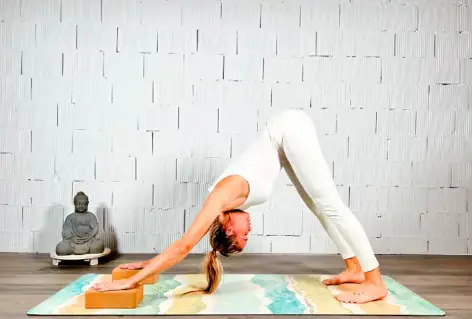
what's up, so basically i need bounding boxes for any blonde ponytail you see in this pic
[183,215,242,295]
[201,249,222,293]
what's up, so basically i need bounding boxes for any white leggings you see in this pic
[210,109,379,272]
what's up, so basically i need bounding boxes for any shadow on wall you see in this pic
[32,205,63,254]
[97,203,119,260]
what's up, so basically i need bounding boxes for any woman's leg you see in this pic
[282,153,357,263]
[265,109,387,304]
[284,164,365,284]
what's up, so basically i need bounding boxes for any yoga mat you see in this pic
[27,273,445,316]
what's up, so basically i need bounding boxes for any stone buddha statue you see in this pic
[56,191,105,255]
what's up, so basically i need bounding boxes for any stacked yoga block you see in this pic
[85,267,159,309]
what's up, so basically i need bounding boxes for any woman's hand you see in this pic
[118,261,146,270]
[91,279,135,292]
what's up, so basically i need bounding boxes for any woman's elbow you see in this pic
[174,241,192,256]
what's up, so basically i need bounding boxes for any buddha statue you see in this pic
[56,191,105,255]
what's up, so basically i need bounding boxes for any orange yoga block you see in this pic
[85,284,143,309]
[112,267,158,284]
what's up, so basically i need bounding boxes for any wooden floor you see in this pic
[0,253,471,319]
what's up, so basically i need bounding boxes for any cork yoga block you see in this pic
[112,267,158,285]
[85,284,144,309]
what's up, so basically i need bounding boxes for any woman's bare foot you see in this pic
[335,281,388,304]
[335,267,388,304]
[323,256,365,285]
[322,268,365,285]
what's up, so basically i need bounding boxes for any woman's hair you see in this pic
[199,212,242,294]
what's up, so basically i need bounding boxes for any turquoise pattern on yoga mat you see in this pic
[27,273,445,316]
[251,274,308,314]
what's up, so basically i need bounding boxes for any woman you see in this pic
[92,109,388,304]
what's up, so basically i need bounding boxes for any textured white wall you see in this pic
[0,0,471,255]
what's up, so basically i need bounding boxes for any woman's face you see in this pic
[225,211,252,249]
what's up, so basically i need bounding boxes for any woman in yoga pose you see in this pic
[92,109,388,304]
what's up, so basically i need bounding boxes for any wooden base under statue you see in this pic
[50,248,111,266]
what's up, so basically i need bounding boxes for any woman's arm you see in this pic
[127,175,248,285]
[92,175,249,291]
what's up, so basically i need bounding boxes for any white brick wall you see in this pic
[0,0,470,256]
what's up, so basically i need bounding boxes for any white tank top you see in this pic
[208,130,282,211]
